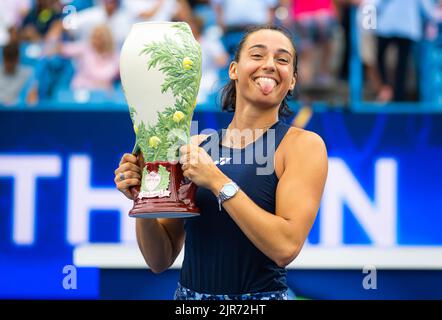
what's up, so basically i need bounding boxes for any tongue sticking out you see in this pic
[256,78,276,95]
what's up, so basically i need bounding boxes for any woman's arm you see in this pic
[135,217,185,273]
[135,135,209,273]
[115,152,183,273]
[138,0,165,20]
[59,41,84,58]
[116,135,208,273]
[180,130,328,267]
[222,130,328,267]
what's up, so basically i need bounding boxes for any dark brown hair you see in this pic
[2,41,19,63]
[220,25,298,118]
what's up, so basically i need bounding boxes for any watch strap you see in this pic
[217,181,239,211]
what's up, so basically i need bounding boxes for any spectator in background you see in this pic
[281,0,337,86]
[191,16,228,104]
[373,0,437,102]
[67,0,95,11]
[212,0,278,56]
[124,0,175,22]
[424,0,442,41]
[335,0,381,96]
[58,24,119,91]
[123,0,194,26]
[355,0,382,97]
[0,0,32,46]
[66,0,133,48]
[187,0,210,9]
[125,0,176,22]
[0,42,33,105]
[21,0,62,42]
[334,0,361,81]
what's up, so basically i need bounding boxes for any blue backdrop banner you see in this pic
[0,110,441,298]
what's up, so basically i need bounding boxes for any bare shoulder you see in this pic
[190,134,210,146]
[280,127,328,164]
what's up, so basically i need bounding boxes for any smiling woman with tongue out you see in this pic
[115,25,328,300]
[221,26,297,119]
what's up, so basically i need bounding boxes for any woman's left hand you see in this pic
[179,144,230,193]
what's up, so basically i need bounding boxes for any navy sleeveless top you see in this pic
[180,120,291,295]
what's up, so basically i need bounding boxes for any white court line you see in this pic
[73,244,442,270]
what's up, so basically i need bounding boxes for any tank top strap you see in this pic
[272,120,291,151]
[258,120,291,154]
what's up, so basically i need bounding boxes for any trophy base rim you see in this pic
[129,198,200,219]
[129,211,200,219]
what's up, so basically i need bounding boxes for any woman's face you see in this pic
[92,28,104,50]
[91,26,112,52]
[229,30,296,109]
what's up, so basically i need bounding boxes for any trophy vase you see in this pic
[120,22,202,218]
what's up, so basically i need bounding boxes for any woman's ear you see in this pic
[289,76,296,91]
[229,61,238,80]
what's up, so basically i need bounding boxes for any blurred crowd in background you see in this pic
[1,0,442,109]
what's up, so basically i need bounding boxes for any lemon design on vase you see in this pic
[173,111,185,123]
[182,57,193,70]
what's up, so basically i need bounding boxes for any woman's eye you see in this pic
[251,54,262,58]
[278,58,289,63]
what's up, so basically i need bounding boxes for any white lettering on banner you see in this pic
[0,155,61,245]
[67,155,134,245]
[321,158,397,245]
[1,154,398,247]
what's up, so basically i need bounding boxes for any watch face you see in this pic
[224,184,237,197]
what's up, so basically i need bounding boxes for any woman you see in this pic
[21,0,61,42]
[114,25,328,300]
[59,24,119,91]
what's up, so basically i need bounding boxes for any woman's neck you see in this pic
[223,103,279,149]
[228,102,279,131]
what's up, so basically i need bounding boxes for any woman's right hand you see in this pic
[114,153,142,200]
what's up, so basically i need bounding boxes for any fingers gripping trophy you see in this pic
[120,22,202,218]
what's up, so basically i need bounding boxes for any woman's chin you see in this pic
[252,96,282,109]
[253,90,284,105]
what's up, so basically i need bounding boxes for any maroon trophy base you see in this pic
[129,161,200,218]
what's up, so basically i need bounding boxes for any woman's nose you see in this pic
[262,56,276,71]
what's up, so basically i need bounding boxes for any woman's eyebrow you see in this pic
[276,49,292,57]
[248,44,267,51]
[248,44,292,57]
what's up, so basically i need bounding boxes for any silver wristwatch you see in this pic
[217,181,240,211]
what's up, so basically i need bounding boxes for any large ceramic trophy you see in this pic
[120,22,202,218]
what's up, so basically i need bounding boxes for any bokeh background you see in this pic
[0,0,441,299]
